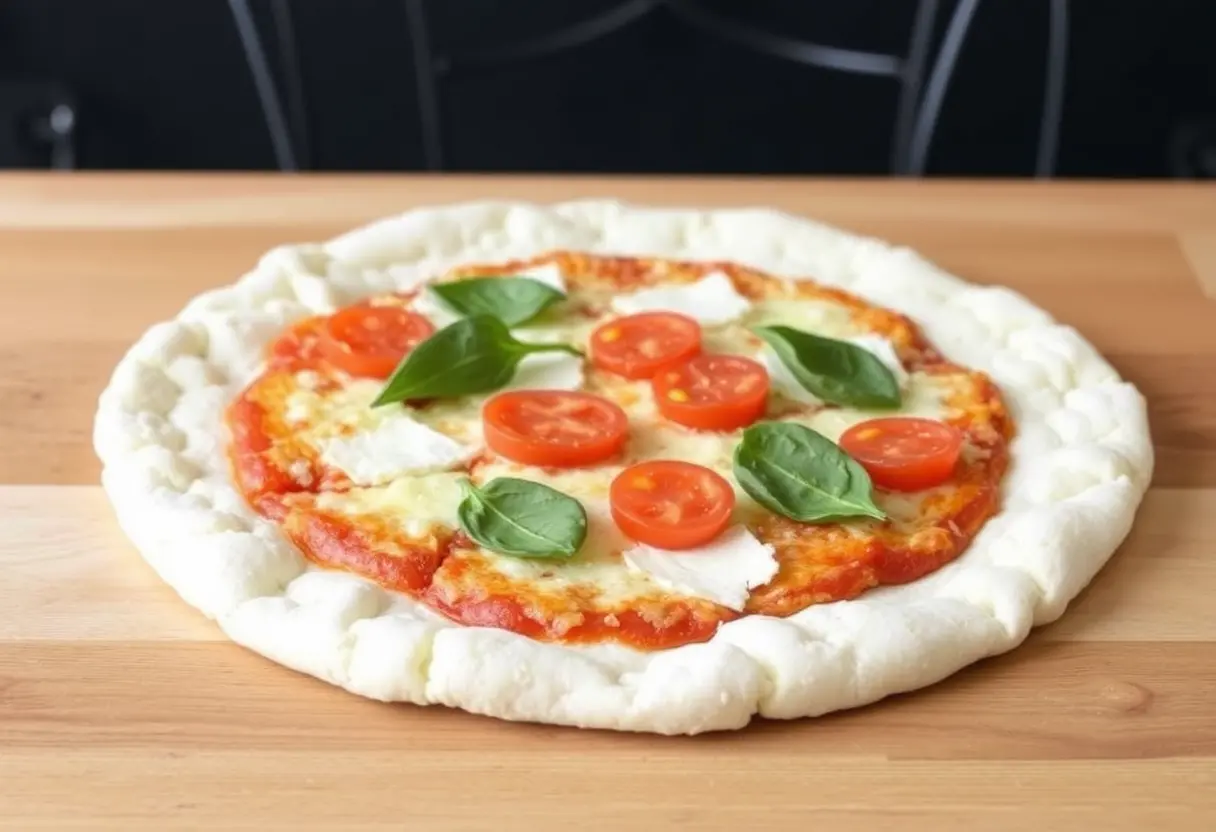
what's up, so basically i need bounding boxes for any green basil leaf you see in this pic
[752,325,901,408]
[431,276,566,327]
[457,477,587,559]
[371,315,581,407]
[733,421,886,523]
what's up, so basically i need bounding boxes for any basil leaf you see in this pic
[371,315,581,407]
[733,422,886,523]
[430,276,566,327]
[457,477,587,559]
[752,325,901,408]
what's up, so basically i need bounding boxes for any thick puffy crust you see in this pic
[94,201,1153,733]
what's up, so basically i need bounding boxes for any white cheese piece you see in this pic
[506,351,584,391]
[622,527,779,611]
[760,333,909,406]
[611,271,750,326]
[316,416,473,486]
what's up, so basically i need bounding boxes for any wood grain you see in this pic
[0,175,1213,830]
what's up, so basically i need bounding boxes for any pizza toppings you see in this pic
[372,315,583,406]
[752,325,902,408]
[609,461,735,549]
[839,417,963,492]
[457,477,588,558]
[611,271,751,325]
[652,354,770,431]
[589,312,702,379]
[227,254,1010,651]
[622,527,778,611]
[483,390,628,467]
[319,306,435,379]
[733,421,885,523]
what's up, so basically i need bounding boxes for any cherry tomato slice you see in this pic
[610,461,735,550]
[590,312,702,379]
[652,354,770,431]
[319,306,435,378]
[839,417,964,492]
[483,391,629,468]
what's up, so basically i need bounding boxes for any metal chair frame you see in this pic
[229,0,1068,177]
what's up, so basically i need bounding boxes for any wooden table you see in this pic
[2,174,1214,831]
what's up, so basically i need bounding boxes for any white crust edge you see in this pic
[94,200,1154,734]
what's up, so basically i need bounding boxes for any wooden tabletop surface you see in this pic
[1,174,1214,831]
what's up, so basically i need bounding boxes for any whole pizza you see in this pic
[94,201,1152,733]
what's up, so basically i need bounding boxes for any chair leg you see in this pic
[892,0,940,174]
[404,0,444,171]
[905,0,981,176]
[1036,0,1069,177]
[228,0,299,171]
[269,0,311,170]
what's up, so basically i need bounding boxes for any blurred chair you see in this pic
[229,0,1068,176]
[0,80,77,169]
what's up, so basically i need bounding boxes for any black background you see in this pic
[1,0,1213,176]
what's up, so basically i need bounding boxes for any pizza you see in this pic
[94,201,1153,733]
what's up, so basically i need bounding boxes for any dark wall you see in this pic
[1,0,1213,176]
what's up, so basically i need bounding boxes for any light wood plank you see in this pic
[0,487,218,642]
[3,640,1213,760]
[1,486,1212,643]
[1180,230,1216,297]
[0,752,1210,831]
[0,174,1212,235]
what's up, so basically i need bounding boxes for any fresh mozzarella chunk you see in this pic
[760,333,909,405]
[611,271,750,326]
[316,415,473,485]
[506,351,584,392]
[622,527,779,611]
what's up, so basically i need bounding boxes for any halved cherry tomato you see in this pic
[610,461,735,550]
[652,354,769,431]
[589,312,702,379]
[483,390,628,468]
[319,305,434,378]
[839,417,964,492]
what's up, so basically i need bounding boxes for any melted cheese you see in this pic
[316,473,464,537]
[745,297,856,338]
